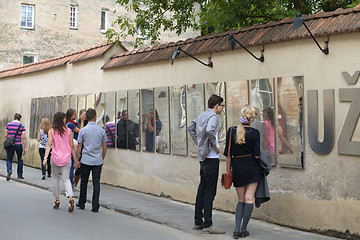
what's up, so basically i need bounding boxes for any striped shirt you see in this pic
[5,120,26,145]
[105,122,116,147]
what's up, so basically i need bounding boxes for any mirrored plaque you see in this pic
[42,98,49,120]
[249,78,275,164]
[86,94,95,110]
[95,93,105,127]
[170,86,187,156]
[55,96,63,113]
[226,80,249,127]
[117,90,133,150]
[35,98,41,134]
[154,87,170,154]
[141,88,155,152]
[62,95,70,113]
[30,98,36,138]
[77,95,86,116]
[187,84,205,157]
[104,92,116,148]
[49,97,56,123]
[206,82,226,159]
[127,89,140,151]
[276,76,304,168]
[69,95,77,111]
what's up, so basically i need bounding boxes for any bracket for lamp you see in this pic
[228,34,264,62]
[171,46,213,68]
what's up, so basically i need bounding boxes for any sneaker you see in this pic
[192,224,204,230]
[203,225,225,234]
[6,171,12,181]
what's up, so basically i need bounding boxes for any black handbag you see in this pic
[4,124,21,150]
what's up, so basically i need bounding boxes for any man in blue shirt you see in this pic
[76,109,107,212]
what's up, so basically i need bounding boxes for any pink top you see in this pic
[264,120,275,155]
[51,127,72,166]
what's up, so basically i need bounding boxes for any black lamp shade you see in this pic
[172,47,181,60]
[228,34,236,51]
[293,13,303,30]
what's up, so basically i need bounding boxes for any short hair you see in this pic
[86,108,97,121]
[14,113,22,120]
[121,110,128,117]
[207,95,223,109]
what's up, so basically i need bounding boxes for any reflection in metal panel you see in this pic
[141,89,155,153]
[226,80,249,128]
[104,92,116,148]
[95,93,105,127]
[154,87,170,154]
[128,89,140,151]
[30,98,36,139]
[170,86,187,156]
[277,76,304,168]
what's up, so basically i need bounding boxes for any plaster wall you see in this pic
[0,32,359,236]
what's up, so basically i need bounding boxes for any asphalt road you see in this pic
[0,179,204,240]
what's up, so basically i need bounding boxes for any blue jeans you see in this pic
[194,158,219,228]
[39,148,51,176]
[69,157,74,185]
[78,164,102,211]
[6,145,23,177]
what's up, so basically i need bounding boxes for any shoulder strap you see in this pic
[14,123,22,137]
[226,127,233,173]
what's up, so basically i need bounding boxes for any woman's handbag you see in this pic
[221,127,233,189]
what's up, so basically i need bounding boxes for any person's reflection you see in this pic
[277,104,293,155]
[142,109,162,152]
[298,97,304,168]
[104,115,116,148]
[262,107,276,166]
[117,110,138,150]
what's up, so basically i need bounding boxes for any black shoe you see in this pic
[91,209,98,212]
[233,232,240,239]
[17,176,24,179]
[240,231,249,238]
[76,202,85,210]
[47,174,51,178]
[42,175,46,180]
[6,171,12,181]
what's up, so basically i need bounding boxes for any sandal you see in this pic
[53,200,60,209]
[68,198,74,212]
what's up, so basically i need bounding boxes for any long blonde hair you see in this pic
[38,118,51,135]
[235,105,257,145]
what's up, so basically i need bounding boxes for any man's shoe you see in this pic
[42,175,46,180]
[6,171,12,181]
[91,209,98,212]
[17,176,24,179]
[240,231,249,238]
[192,224,204,230]
[75,202,85,210]
[233,232,240,239]
[203,225,225,234]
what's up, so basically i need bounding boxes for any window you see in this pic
[100,10,108,32]
[23,52,37,64]
[70,6,78,29]
[20,4,34,29]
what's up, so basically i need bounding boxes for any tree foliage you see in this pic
[105,0,360,47]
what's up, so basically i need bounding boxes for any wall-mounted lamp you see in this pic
[293,13,329,55]
[171,46,213,68]
[228,34,264,62]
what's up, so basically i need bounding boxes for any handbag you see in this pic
[4,124,22,150]
[221,127,233,189]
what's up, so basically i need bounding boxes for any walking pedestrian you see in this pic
[37,118,51,180]
[66,108,85,186]
[187,95,225,234]
[4,113,26,181]
[224,105,261,239]
[43,112,79,212]
[76,109,107,212]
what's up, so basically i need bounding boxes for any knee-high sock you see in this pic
[234,202,245,232]
[241,203,254,232]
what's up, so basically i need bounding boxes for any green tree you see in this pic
[105,0,360,47]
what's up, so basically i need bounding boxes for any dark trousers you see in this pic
[39,148,51,176]
[194,158,219,228]
[6,145,23,177]
[78,163,102,211]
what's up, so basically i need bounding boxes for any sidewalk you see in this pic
[0,160,341,240]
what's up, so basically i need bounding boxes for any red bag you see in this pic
[221,127,233,189]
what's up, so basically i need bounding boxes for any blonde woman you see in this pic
[224,105,261,239]
[37,118,51,180]
[43,112,79,212]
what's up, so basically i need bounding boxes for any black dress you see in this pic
[224,126,262,187]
